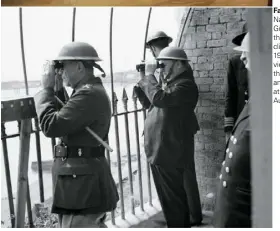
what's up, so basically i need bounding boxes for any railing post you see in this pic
[132,91,144,211]
[15,119,32,227]
[72,7,76,42]
[34,118,44,203]
[1,122,15,228]
[122,88,135,215]
[113,93,125,220]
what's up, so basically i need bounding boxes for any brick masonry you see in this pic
[178,8,248,212]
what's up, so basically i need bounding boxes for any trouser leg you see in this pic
[151,164,190,228]
[183,162,202,223]
[59,212,107,228]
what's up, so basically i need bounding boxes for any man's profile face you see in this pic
[62,61,79,88]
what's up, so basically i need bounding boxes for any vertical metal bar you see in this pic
[142,109,152,206]
[107,7,116,225]
[26,178,33,228]
[109,7,115,113]
[51,138,56,156]
[113,93,125,219]
[19,8,29,96]
[72,8,76,42]
[132,91,144,211]
[122,89,135,215]
[17,121,33,227]
[143,7,152,61]
[34,118,44,202]
[105,139,115,225]
[142,8,153,207]
[177,8,193,47]
[15,119,32,227]
[1,123,15,228]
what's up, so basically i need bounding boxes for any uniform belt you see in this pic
[54,145,105,159]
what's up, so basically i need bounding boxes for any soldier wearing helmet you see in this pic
[213,33,252,228]
[137,46,202,227]
[224,23,249,143]
[133,31,172,109]
[34,42,119,228]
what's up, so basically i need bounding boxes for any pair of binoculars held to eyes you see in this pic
[136,62,165,72]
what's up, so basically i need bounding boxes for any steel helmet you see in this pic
[232,23,248,46]
[54,42,106,77]
[146,31,173,46]
[233,32,250,52]
[156,47,189,61]
[54,42,102,62]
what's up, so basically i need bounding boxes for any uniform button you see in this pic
[223,181,227,188]
[73,175,76,178]
[226,148,229,153]
[233,138,237,144]
[219,174,222,180]
[229,152,233,158]
[245,100,248,103]
[245,91,248,95]
[230,136,234,141]
[222,161,225,166]
[225,167,230,173]
[78,148,82,156]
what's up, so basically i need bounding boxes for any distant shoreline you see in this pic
[1,70,140,91]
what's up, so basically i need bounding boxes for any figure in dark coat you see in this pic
[137,46,202,227]
[34,42,119,228]
[224,23,249,140]
[214,32,252,228]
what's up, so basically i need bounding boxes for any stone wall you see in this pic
[178,8,248,211]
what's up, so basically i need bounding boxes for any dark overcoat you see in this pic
[34,76,119,215]
[224,55,249,132]
[136,68,200,169]
[214,101,251,227]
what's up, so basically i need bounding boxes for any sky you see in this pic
[1,7,187,82]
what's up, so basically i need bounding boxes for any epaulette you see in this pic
[81,84,93,90]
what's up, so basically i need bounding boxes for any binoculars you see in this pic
[54,61,64,70]
[136,62,165,72]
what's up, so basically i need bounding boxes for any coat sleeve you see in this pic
[34,87,98,138]
[133,85,151,109]
[224,58,238,133]
[138,74,198,108]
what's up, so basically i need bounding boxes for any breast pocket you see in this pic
[53,166,101,210]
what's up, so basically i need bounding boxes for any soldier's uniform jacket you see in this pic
[34,76,119,215]
[214,101,251,227]
[137,68,200,169]
[224,55,249,132]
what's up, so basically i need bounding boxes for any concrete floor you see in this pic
[131,211,214,228]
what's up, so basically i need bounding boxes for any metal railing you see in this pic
[1,7,191,228]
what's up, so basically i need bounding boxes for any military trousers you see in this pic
[151,163,202,228]
[57,212,107,228]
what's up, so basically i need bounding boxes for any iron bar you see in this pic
[26,178,34,228]
[105,139,116,225]
[72,8,76,42]
[177,8,193,47]
[1,123,15,228]
[19,8,29,96]
[109,7,115,114]
[142,109,152,206]
[122,88,135,215]
[143,7,152,61]
[142,8,153,207]
[113,93,125,219]
[34,118,44,203]
[132,91,144,211]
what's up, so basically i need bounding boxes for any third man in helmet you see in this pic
[137,46,202,227]
[133,31,172,109]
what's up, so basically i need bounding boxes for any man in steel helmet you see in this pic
[133,31,172,109]
[34,42,119,228]
[224,23,249,143]
[137,46,202,227]
[213,33,252,227]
